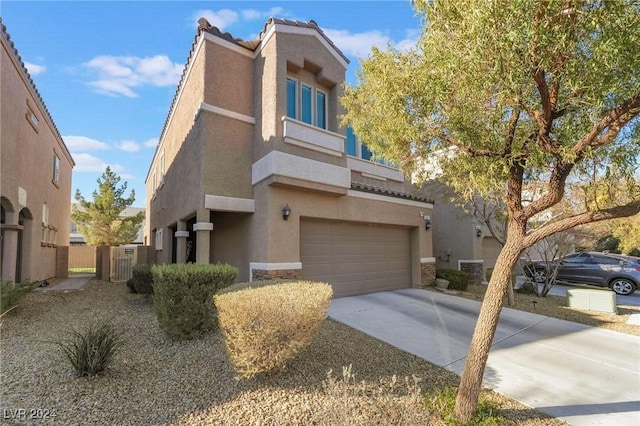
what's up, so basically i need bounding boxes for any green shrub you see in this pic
[214,280,332,378]
[424,386,505,425]
[1,280,34,315]
[436,269,469,291]
[152,263,237,339]
[126,278,137,293]
[56,322,124,377]
[132,264,154,294]
[516,281,538,295]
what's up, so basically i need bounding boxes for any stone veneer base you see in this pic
[252,269,301,281]
[459,261,485,283]
[420,262,436,287]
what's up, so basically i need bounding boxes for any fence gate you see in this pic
[68,245,97,277]
[110,246,137,282]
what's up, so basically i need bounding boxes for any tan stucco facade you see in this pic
[146,18,434,294]
[1,19,74,282]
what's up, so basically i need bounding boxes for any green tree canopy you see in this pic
[342,0,640,421]
[72,166,144,246]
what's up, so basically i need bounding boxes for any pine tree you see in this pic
[72,166,144,246]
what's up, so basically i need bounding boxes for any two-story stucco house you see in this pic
[145,18,435,297]
[1,18,74,283]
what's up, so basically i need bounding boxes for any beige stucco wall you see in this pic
[253,31,346,167]
[200,112,253,200]
[147,21,435,284]
[203,39,254,117]
[1,29,73,282]
[231,182,433,284]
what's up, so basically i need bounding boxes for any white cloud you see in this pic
[24,62,46,76]
[144,138,159,148]
[194,9,238,30]
[64,135,110,152]
[323,29,392,58]
[323,28,420,58]
[395,29,421,52]
[241,7,285,21]
[116,140,141,152]
[73,153,124,173]
[84,55,182,98]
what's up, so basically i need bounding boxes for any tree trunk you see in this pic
[454,235,523,422]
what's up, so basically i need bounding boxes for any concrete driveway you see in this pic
[328,289,640,426]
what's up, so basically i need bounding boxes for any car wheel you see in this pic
[609,278,636,296]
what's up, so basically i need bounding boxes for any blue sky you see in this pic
[1,1,422,207]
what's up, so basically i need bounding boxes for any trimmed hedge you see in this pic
[132,264,154,294]
[152,263,237,339]
[435,269,469,291]
[214,280,332,378]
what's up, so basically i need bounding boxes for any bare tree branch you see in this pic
[521,160,574,218]
[573,93,640,155]
[523,200,640,247]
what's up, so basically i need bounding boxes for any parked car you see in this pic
[523,252,640,295]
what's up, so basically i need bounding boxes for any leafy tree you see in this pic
[612,215,640,255]
[72,166,144,246]
[342,0,640,421]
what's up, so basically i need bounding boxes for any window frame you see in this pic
[300,83,313,125]
[316,90,327,129]
[286,76,328,130]
[286,77,298,120]
[345,125,397,169]
[52,153,60,186]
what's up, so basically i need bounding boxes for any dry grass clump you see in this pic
[215,280,332,378]
[310,364,433,425]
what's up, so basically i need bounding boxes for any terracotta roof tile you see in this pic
[351,181,434,204]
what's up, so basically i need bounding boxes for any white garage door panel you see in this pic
[301,219,411,297]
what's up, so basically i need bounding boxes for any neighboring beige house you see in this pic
[430,193,501,282]
[0,18,74,283]
[70,204,146,245]
[145,18,435,297]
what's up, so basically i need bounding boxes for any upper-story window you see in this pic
[286,77,327,129]
[52,153,60,185]
[346,126,396,168]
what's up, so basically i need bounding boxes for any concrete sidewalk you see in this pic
[328,289,640,426]
[35,275,93,292]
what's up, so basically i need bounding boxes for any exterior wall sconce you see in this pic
[282,204,291,221]
[475,226,482,238]
[420,211,431,230]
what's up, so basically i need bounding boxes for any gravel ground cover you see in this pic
[1,280,566,425]
[428,283,640,336]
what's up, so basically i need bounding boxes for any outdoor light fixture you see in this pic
[282,204,291,221]
[475,226,482,238]
[424,215,431,230]
[420,211,431,230]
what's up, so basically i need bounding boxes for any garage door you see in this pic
[300,219,412,297]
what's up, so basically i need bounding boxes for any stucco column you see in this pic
[193,222,213,264]
[175,220,188,264]
[1,226,20,282]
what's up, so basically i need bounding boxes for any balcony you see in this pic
[282,116,344,157]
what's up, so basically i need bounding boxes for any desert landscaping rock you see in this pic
[1,280,566,425]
